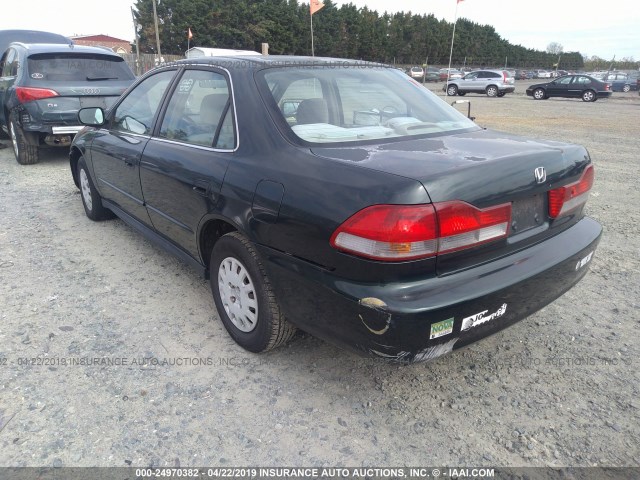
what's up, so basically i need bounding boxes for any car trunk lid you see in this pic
[312,129,592,273]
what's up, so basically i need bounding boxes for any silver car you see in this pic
[444,69,516,97]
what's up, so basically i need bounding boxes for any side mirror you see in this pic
[78,107,105,126]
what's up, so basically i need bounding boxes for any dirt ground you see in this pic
[0,85,639,468]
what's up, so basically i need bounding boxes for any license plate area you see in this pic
[79,97,107,109]
[510,194,546,235]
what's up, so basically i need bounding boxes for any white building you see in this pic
[185,47,261,58]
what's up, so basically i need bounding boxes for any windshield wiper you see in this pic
[86,76,118,81]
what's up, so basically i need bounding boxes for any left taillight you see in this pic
[330,201,512,262]
[15,86,59,103]
[548,165,594,219]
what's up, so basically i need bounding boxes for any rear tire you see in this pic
[486,85,498,97]
[9,112,39,165]
[582,90,596,102]
[77,157,115,221]
[622,84,631,93]
[533,88,546,100]
[210,232,297,353]
[446,84,458,96]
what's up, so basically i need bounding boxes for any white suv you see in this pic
[444,69,515,97]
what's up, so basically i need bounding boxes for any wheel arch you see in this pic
[69,146,82,188]
[198,217,239,278]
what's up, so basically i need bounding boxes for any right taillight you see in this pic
[548,165,594,219]
[330,201,511,261]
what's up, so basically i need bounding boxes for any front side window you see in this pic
[1,48,17,77]
[558,76,572,85]
[158,69,235,149]
[259,66,477,145]
[113,70,175,135]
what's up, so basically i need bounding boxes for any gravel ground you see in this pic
[0,86,639,469]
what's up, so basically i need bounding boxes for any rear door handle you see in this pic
[192,185,208,196]
[192,179,210,197]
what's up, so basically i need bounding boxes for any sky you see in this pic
[0,0,638,60]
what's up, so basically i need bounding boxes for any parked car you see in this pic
[444,69,515,97]
[424,66,440,82]
[408,66,424,79]
[535,69,552,78]
[439,68,463,80]
[70,56,601,363]
[603,72,638,92]
[526,75,612,102]
[0,29,71,63]
[0,42,135,164]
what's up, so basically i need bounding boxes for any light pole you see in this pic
[152,0,162,61]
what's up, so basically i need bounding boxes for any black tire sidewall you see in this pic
[210,233,277,353]
[9,115,38,165]
[77,157,110,221]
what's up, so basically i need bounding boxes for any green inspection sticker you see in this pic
[430,318,454,339]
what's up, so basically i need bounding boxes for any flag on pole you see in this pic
[310,0,325,15]
[188,28,193,40]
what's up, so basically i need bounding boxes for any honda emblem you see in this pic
[534,167,546,184]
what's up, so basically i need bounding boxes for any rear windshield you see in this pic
[258,66,477,145]
[27,53,134,82]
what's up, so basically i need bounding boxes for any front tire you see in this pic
[210,232,296,353]
[77,157,115,221]
[446,84,458,96]
[486,85,498,97]
[582,90,596,102]
[9,112,39,164]
[533,88,546,100]
[622,84,631,93]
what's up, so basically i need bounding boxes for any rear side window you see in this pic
[27,53,135,82]
[158,69,235,149]
[575,76,592,85]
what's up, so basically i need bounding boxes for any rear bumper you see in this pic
[258,217,602,363]
[52,126,84,135]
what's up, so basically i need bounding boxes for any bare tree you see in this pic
[547,42,564,55]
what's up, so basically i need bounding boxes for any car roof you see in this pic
[0,29,71,46]
[173,55,386,69]
[9,42,124,57]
